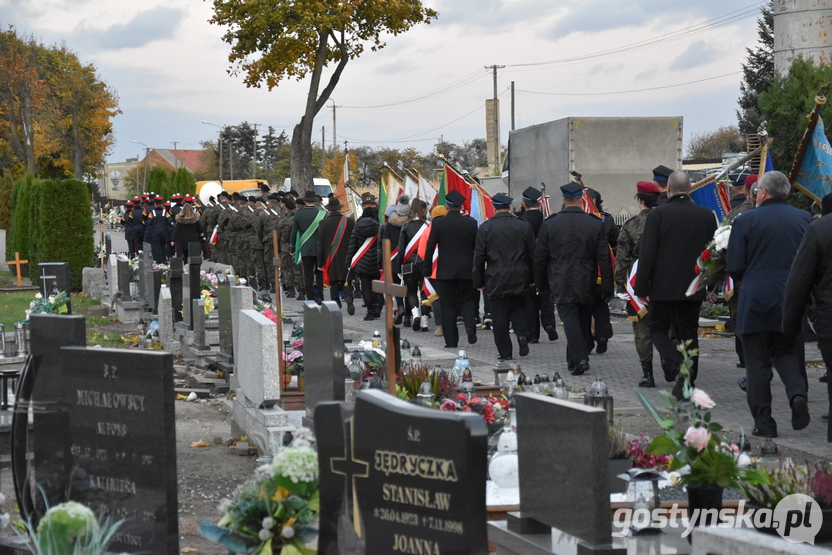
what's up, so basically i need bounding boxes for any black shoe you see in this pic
[738,378,747,392]
[529,337,539,344]
[821,373,828,383]
[638,363,655,388]
[346,296,355,316]
[573,359,590,376]
[662,360,678,383]
[792,396,811,431]
[752,427,778,438]
[296,294,306,301]
[518,336,529,357]
[363,313,375,321]
[444,344,457,349]
[568,362,576,374]
[823,413,829,422]
[545,325,559,341]
[638,375,655,388]
[737,362,745,368]
[596,337,608,354]
[394,310,404,325]
[466,328,477,345]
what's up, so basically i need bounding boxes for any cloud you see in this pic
[433,0,556,29]
[80,6,185,50]
[671,40,718,71]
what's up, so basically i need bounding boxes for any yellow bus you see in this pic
[196,180,271,202]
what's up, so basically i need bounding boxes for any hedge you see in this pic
[7,175,94,291]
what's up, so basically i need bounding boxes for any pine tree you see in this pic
[736,1,774,136]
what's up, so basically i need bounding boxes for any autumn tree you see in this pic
[685,125,746,159]
[737,1,774,136]
[0,31,41,174]
[210,0,437,194]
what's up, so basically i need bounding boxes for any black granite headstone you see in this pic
[150,269,162,312]
[315,390,489,555]
[169,258,183,323]
[184,244,202,331]
[38,262,72,314]
[303,301,344,426]
[140,245,153,306]
[117,259,132,300]
[217,276,232,357]
[33,346,179,553]
[104,234,112,275]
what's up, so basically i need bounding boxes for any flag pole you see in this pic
[788,84,830,184]
[691,146,763,192]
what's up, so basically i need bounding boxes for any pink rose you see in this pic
[691,388,716,409]
[684,426,711,451]
[439,400,458,411]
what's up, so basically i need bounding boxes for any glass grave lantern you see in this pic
[584,376,613,424]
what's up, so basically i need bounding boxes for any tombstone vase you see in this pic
[686,484,723,529]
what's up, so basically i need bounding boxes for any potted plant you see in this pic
[609,425,632,495]
[25,501,123,555]
[636,342,769,522]
[742,460,832,542]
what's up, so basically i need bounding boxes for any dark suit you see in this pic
[728,199,812,435]
[635,193,717,384]
[474,212,535,358]
[534,206,612,365]
[423,210,479,347]
[317,212,354,305]
[521,209,554,341]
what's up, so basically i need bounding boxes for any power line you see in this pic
[516,71,742,97]
[340,68,487,109]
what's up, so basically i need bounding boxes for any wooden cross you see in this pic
[7,253,27,287]
[272,229,286,391]
[372,238,407,395]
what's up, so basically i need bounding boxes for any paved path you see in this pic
[281,294,830,459]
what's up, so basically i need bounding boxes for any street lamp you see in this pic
[132,140,149,195]
[202,121,225,183]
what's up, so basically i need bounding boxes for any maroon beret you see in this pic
[637,181,661,194]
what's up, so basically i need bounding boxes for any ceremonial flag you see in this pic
[758,142,775,177]
[436,171,446,206]
[444,163,473,215]
[403,173,419,200]
[540,187,551,217]
[793,115,832,203]
[443,163,495,223]
[625,260,647,318]
[690,181,731,221]
[378,176,387,223]
[419,175,438,207]
[334,154,350,214]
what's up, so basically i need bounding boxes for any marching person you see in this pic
[291,190,326,304]
[423,190,479,349]
[728,170,812,438]
[317,197,354,312]
[615,181,661,387]
[398,198,430,331]
[474,193,535,360]
[653,165,674,206]
[171,203,205,260]
[535,183,613,375]
[635,171,717,394]
[143,195,170,264]
[346,205,381,321]
[587,187,619,354]
[520,186,558,343]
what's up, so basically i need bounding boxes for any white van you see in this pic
[283,178,334,200]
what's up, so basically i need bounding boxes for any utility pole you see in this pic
[322,126,326,176]
[329,99,339,150]
[252,123,262,179]
[484,65,505,172]
[228,139,234,180]
[511,81,515,131]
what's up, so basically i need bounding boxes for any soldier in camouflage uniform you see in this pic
[615,181,661,388]
[251,197,271,291]
[215,192,234,266]
[225,193,248,276]
[260,194,282,292]
[277,197,305,298]
[199,196,220,261]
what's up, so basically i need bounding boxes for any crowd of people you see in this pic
[119,166,832,442]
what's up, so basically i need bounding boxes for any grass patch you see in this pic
[87,330,132,348]
[72,293,100,308]
[0,291,35,328]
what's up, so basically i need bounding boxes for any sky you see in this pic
[0,0,766,167]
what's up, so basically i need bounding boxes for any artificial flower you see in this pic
[683,426,711,451]
[691,388,716,409]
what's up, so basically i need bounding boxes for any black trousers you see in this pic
[301,256,323,302]
[147,234,167,264]
[359,274,380,312]
[329,280,345,307]
[648,300,701,383]
[819,338,832,442]
[489,294,531,359]
[404,269,424,315]
[557,303,592,365]
[591,291,613,341]
[741,331,808,435]
[433,279,477,348]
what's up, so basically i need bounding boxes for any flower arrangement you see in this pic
[439,394,509,431]
[200,270,220,292]
[742,460,832,510]
[25,291,69,320]
[283,340,304,376]
[627,433,671,470]
[636,342,769,489]
[609,425,630,460]
[689,223,732,295]
[397,363,456,403]
[201,289,216,316]
[200,443,319,555]
[25,501,123,555]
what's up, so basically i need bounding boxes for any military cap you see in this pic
[522,187,541,203]
[744,174,758,191]
[560,183,584,197]
[171,193,182,201]
[587,188,601,202]
[268,193,280,201]
[126,200,133,206]
[652,165,674,182]
[492,193,513,208]
[445,189,466,207]
[637,181,661,194]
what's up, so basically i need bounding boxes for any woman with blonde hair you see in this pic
[172,203,206,259]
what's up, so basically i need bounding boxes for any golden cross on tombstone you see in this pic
[272,229,286,391]
[7,252,27,287]
[372,238,407,395]
[329,418,369,537]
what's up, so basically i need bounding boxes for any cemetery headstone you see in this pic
[38,262,71,314]
[303,301,344,426]
[149,269,162,312]
[185,243,203,330]
[217,276,232,358]
[158,287,175,348]
[117,259,132,300]
[315,390,489,555]
[488,393,625,554]
[140,245,152,305]
[169,257,183,323]
[104,234,112,273]
[237,309,279,406]
[192,299,208,351]
[230,285,254,366]
[107,256,119,302]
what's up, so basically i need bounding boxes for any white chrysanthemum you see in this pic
[281,525,295,539]
[34,293,42,299]
[262,517,274,530]
[258,528,272,541]
[291,427,316,449]
[272,446,318,484]
[217,498,233,514]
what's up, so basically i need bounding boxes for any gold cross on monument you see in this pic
[7,253,27,287]
[372,238,407,395]
[272,229,285,391]
[329,418,369,537]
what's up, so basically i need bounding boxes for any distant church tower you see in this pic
[774,0,832,76]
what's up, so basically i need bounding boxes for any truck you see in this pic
[507,116,683,216]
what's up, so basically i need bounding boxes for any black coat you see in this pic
[316,212,354,282]
[171,221,204,245]
[600,212,620,248]
[398,219,428,268]
[534,206,612,305]
[346,216,380,278]
[520,209,544,239]
[473,212,535,298]
[379,213,407,273]
[635,194,717,302]
[726,199,812,334]
[126,208,144,240]
[422,210,478,280]
[657,191,669,206]
[783,214,832,339]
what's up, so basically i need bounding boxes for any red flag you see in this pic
[444,164,473,216]
[335,154,350,214]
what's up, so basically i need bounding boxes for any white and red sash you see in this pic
[402,223,427,264]
[350,236,377,269]
[420,248,439,296]
[625,260,647,318]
